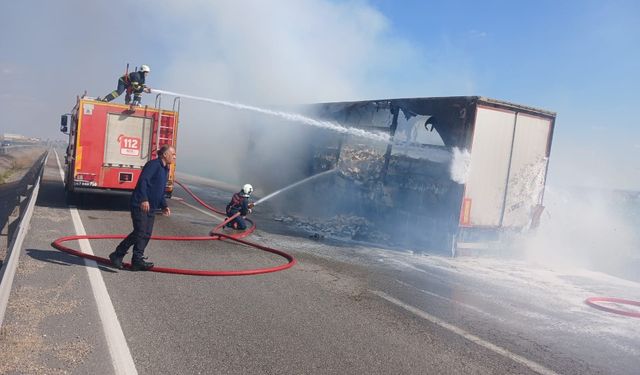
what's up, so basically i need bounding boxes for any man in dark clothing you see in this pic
[109,144,176,271]
[225,184,254,230]
[100,64,151,105]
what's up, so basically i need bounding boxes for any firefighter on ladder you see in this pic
[99,64,151,106]
[225,184,254,230]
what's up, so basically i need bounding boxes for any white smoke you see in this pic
[449,147,471,184]
[520,186,639,279]
[140,0,424,188]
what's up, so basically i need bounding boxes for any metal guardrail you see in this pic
[0,144,38,155]
[0,150,47,327]
[0,151,47,264]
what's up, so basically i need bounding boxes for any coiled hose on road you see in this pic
[51,180,296,276]
[584,297,640,318]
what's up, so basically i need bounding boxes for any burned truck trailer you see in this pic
[302,96,555,254]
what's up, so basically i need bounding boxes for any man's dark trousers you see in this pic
[114,207,155,262]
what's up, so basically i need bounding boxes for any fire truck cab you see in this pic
[60,94,179,200]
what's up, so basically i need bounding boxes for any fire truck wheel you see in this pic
[65,190,78,206]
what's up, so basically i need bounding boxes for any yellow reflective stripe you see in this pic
[76,145,83,171]
[75,102,84,172]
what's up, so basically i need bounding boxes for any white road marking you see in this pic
[371,290,560,375]
[54,149,138,375]
[393,279,491,317]
[53,149,65,181]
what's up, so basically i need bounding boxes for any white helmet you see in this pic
[242,184,253,196]
[140,64,150,73]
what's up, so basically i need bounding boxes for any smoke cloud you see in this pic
[450,147,471,184]
[1,0,427,192]
[148,0,414,189]
[519,186,640,281]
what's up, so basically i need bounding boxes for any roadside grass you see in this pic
[0,161,17,184]
[0,169,13,184]
[0,149,44,184]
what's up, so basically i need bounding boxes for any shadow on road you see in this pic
[35,179,68,209]
[26,248,117,273]
[36,177,130,212]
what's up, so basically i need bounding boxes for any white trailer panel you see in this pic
[502,113,552,227]
[465,106,516,226]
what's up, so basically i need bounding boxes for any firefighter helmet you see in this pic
[140,64,151,73]
[242,184,253,197]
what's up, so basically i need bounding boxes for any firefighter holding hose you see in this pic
[99,64,151,106]
[225,184,254,230]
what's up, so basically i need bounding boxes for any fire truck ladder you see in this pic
[153,95,180,153]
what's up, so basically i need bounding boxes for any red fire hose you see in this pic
[174,180,226,215]
[51,181,296,276]
[584,297,640,318]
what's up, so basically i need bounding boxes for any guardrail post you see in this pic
[0,221,8,263]
[0,207,19,265]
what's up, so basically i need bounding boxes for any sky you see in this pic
[0,0,638,190]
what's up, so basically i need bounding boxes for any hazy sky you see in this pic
[1,0,638,190]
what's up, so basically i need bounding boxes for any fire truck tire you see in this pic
[64,190,74,205]
[65,190,80,206]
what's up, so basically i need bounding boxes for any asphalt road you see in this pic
[1,150,639,374]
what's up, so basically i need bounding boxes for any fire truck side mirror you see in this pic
[60,114,68,134]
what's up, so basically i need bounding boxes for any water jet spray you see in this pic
[151,89,390,143]
[254,169,337,206]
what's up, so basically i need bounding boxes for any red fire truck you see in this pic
[60,94,179,199]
